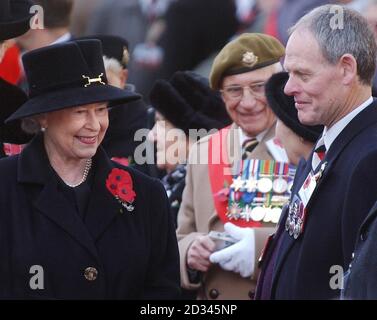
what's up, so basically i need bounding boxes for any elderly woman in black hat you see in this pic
[265,71,323,165]
[0,39,180,299]
[148,71,231,224]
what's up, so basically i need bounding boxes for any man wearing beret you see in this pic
[176,33,285,300]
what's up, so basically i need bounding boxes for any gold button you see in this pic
[209,289,219,299]
[84,267,98,281]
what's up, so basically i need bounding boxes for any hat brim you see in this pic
[5,84,141,123]
[0,0,35,41]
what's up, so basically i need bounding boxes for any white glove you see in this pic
[209,222,255,278]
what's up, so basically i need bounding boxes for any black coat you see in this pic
[343,200,377,299]
[258,101,377,299]
[0,134,180,299]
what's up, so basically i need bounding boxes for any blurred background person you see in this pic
[0,0,35,80]
[86,0,173,100]
[70,0,104,36]
[0,79,33,158]
[16,0,74,93]
[17,0,74,52]
[148,71,231,225]
[0,0,35,157]
[194,0,283,78]
[86,0,239,100]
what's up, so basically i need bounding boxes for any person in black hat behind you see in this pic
[0,0,35,156]
[0,0,34,60]
[0,79,33,158]
[265,71,323,165]
[0,39,180,299]
[148,70,231,224]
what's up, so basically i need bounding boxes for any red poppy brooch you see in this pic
[106,168,136,212]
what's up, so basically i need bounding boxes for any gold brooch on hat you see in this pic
[122,47,130,66]
[82,73,106,87]
[242,51,258,67]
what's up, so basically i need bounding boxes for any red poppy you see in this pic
[117,182,136,203]
[106,168,136,204]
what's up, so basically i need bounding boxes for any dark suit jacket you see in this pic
[259,101,377,299]
[343,199,377,299]
[0,134,180,299]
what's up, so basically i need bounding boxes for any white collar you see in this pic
[238,126,267,147]
[51,33,71,45]
[320,96,373,151]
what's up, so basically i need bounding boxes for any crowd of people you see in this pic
[1,0,377,300]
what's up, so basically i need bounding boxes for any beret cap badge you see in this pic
[242,51,258,67]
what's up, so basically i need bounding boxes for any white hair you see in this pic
[103,56,123,75]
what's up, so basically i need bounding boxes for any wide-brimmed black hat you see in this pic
[6,39,141,123]
[77,34,129,67]
[0,78,33,144]
[149,71,231,134]
[0,0,35,41]
[265,72,323,143]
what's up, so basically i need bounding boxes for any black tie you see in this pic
[312,141,326,171]
[242,138,258,160]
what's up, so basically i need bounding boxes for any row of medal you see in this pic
[227,159,296,224]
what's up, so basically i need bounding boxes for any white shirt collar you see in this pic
[238,126,267,147]
[51,33,71,45]
[319,96,373,151]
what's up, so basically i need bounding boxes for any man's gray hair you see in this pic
[289,4,377,85]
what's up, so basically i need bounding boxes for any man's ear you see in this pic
[121,69,129,88]
[339,54,357,85]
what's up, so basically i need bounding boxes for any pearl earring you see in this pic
[41,127,46,132]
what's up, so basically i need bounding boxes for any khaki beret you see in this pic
[209,33,285,90]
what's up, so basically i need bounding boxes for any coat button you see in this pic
[209,289,219,299]
[248,290,255,299]
[84,267,98,281]
[351,252,355,259]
